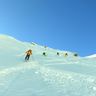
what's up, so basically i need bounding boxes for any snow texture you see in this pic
[0,34,96,96]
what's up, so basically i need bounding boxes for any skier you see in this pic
[74,53,78,57]
[43,52,46,56]
[64,53,68,57]
[57,52,59,56]
[25,49,32,61]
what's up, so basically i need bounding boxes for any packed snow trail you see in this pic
[0,35,96,96]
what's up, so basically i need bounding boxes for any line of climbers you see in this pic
[25,49,78,61]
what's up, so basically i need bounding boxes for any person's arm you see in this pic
[26,51,28,54]
[31,51,32,55]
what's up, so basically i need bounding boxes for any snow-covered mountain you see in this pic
[86,54,96,58]
[0,34,96,96]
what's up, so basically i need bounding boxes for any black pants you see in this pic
[25,54,30,61]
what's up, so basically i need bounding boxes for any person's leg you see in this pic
[27,55,30,60]
[25,55,28,61]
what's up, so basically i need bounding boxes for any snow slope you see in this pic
[0,35,96,96]
[86,54,96,58]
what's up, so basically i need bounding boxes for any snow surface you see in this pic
[0,34,96,96]
[86,54,96,58]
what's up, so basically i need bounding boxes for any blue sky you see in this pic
[0,0,96,56]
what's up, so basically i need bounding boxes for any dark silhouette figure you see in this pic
[57,52,59,56]
[74,53,78,57]
[64,53,68,57]
[43,52,46,56]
